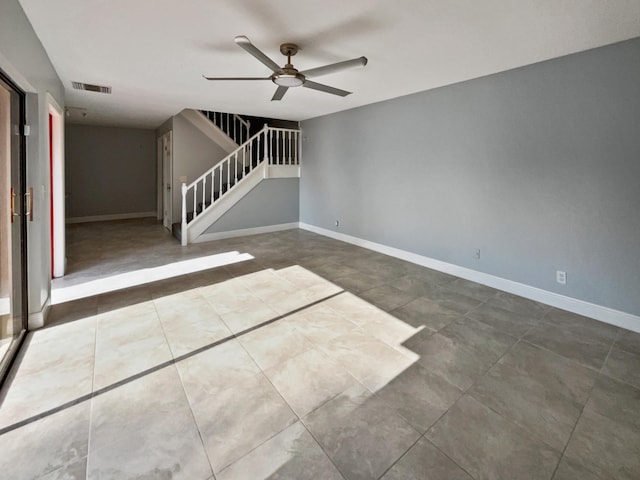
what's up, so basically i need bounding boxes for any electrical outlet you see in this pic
[556,270,567,285]
[335,220,340,227]
[474,248,481,260]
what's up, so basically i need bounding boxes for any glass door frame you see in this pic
[0,68,28,385]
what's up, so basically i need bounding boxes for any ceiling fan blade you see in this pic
[234,35,281,72]
[271,86,289,101]
[300,57,368,78]
[202,76,271,81]
[302,80,352,97]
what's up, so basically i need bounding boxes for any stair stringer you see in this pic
[186,163,267,243]
[179,109,238,153]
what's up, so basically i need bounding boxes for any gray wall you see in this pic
[0,0,65,314]
[205,179,299,234]
[300,38,640,316]
[65,125,156,218]
[171,114,228,221]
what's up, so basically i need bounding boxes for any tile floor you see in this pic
[1,219,639,479]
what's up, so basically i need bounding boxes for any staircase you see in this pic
[175,123,300,245]
[200,110,251,146]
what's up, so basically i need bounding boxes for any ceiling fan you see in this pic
[204,36,367,101]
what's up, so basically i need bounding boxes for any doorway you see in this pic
[161,131,173,230]
[0,71,28,382]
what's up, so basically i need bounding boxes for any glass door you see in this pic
[0,72,27,383]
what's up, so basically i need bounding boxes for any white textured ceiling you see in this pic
[19,0,640,128]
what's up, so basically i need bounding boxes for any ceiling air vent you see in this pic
[71,82,112,94]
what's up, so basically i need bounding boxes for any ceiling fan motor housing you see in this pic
[273,66,305,87]
[272,43,305,87]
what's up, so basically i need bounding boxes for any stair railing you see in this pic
[201,110,251,145]
[181,124,300,244]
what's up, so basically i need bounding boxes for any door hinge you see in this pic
[22,125,31,136]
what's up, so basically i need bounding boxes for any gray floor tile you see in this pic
[331,271,388,293]
[12,222,630,480]
[88,366,212,480]
[303,384,420,480]
[154,290,232,357]
[264,348,359,417]
[391,297,461,331]
[217,421,344,480]
[95,285,153,314]
[408,267,457,286]
[601,345,640,389]
[615,329,640,356]
[285,304,361,345]
[305,261,361,281]
[37,458,87,480]
[176,339,261,404]
[192,371,297,473]
[93,306,172,390]
[374,362,463,432]
[439,317,516,364]
[381,437,473,480]
[315,329,418,392]
[0,325,95,428]
[404,329,495,391]
[585,374,640,431]
[469,341,597,450]
[485,291,548,318]
[427,395,560,480]
[501,341,597,404]
[524,321,615,370]
[553,456,604,480]
[465,302,537,337]
[423,287,484,315]
[563,409,640,480]
[238,319,314,371]
[357,284,417,311]
[391,275,438,297]
[219,300,282,333]
[47,298,98,327]
[0,401,90,480]
[542,309,619,343]
[442,278,499,301]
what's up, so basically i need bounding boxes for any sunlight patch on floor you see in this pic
[50,251,254,304]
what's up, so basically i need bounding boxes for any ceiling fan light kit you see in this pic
[204,35,367,101]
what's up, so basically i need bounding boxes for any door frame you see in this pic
[47,93,65,278]
[156,136,162,221]
[0,69,28,385]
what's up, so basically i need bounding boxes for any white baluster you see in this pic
[210,171,214,204]
[226,158,230,191]
[181,182,187,246]
[202,177,206,212]
[218,164,222,200]
[193,183,198,219]
[234,152,238,183]
[263,126,269,162]
[256,133,261,169]
[288,131,292,164]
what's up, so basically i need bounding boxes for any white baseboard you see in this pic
[66,211,157,224]
[299,223,640,333]
[194,222,300,243]
[28,297,50,330]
